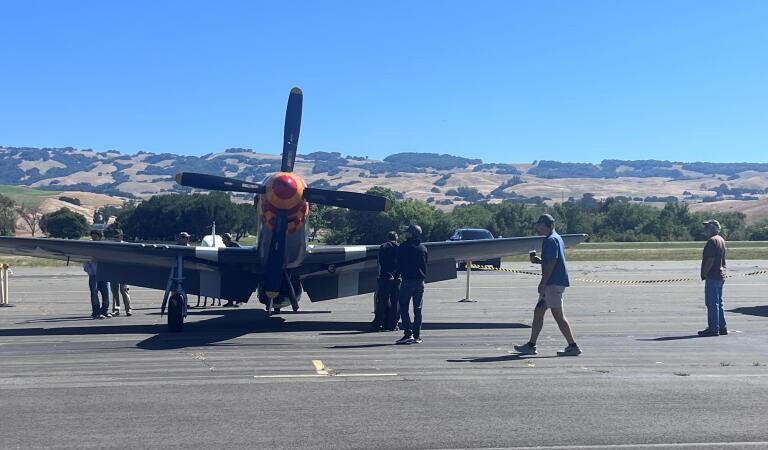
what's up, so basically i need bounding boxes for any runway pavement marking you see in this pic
[253,373,398,379]
[312,359,330,375]
[251,360,399,379]
[445,441,768,449]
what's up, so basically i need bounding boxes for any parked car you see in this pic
[448,228,502,269]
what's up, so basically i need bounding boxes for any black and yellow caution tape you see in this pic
[469,265,768,285]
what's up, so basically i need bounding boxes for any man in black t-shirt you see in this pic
[370,231,400,332]
[396,224,428,344]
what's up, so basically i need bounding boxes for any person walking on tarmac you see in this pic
[513,214,581,356]
[396,224,428,344]
[370,231,400,332]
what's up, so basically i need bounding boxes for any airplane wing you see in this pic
[0,237,262,301]
[300,234,589,302]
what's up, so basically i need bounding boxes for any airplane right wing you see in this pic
[300,234,589,302]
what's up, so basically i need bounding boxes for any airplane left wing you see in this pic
[0,237,262,301]
[300,234,589,302]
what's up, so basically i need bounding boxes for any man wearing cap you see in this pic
[177,232,191,246]
[396,224,428,344]
[110,230,132,316]
[699,219,728,337]
[514,214,581,356]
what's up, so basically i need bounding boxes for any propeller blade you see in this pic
[304,188,393,212]
[281,87,303,173]
[263,211,289,302]
[175,172,265,194]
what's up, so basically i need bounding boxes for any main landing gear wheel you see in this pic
[291,303,299,312]
[168,293,185,332]
[273,307,281,315]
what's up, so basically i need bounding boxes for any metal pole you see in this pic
[0,264,10,307]
[0,264,6,305]
[459,260,477,303]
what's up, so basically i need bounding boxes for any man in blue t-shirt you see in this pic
[514,214,581,356]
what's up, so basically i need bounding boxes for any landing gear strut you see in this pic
[161,256,187,332]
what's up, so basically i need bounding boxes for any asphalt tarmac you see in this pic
[1,261,767,450]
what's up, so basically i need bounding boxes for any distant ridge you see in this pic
[1,146,768,222]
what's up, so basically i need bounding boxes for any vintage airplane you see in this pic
[0,88,588,331]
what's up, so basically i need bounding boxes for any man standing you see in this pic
[222,233,241,248]
[514,214,581,356]
[84,230,111,319]
[396,224,428,344]
[177,231,191,246]
[110,230,132,316]
[698,219,728,337]
[222,233,242,308]
[370,231,400,332]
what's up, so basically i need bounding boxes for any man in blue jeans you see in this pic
[396,224,428,345]
[699,219,728,337]
[84,230,111,319]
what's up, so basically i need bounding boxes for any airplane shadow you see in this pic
[0,311,530,351]
[729,305,768,318]
[636,335,702,342]
[447,354,559,363]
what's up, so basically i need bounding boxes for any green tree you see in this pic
[0,194,18,236]
[746,219,768,240]
[40,208,89,239]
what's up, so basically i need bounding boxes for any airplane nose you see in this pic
[273,174,298,200]
[266,172,306,210]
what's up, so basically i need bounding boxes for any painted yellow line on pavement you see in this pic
[312,359,329,376]
[253,373,398,379]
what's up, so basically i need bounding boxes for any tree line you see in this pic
[1,189,768,243]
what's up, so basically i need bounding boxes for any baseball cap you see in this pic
[404,224,422,236]
[222,232,232,239]
[702,219,721,229]
[179,232,191,238]
[534,214,555,226]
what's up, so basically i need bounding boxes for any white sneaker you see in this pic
[557,344,582,356]
[513,342,538,355]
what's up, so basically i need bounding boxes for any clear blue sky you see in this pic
[1,1,766,164]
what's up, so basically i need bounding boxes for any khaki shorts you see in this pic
[536,285,567,309]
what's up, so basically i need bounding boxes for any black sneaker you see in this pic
[557,344,582,356]
[413,337,423,344]
[698,328,718,337]
[396,335,414,344]
[719,328,728,335]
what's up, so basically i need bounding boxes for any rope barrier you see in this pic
[469,264,768,285]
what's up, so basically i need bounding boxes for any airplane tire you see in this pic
[291,304,299,312]
[168,293,184,332]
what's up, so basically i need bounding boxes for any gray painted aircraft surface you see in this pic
[0,88,588,331]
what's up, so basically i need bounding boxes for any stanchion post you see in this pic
[0,263,8,307]
[458,260,477,303]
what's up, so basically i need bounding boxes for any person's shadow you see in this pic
[447,354,559,363]
[729,305,768,318]
[636,335,702,342]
